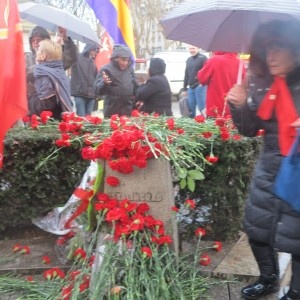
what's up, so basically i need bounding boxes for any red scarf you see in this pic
[256,76,298,156]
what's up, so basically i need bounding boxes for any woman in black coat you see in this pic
[227,20,300,300]
[136,58,173,116]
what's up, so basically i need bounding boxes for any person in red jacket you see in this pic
[197,52,244,118]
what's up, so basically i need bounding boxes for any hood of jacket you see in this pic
[110,44,134,68]
[82,43,100,57]
[29,26,51,54]
[149,58,166,76]
[111,44,132,58]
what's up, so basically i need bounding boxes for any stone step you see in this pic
[0,235,71,275]
[213,233,291,284]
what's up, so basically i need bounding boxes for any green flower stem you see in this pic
[190,237,203,299]
[87,160,104,231]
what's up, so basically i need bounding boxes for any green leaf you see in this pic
[187,177,195,192]
[177,167,188,179]
[179,178,187,189]
[187,170,205,180]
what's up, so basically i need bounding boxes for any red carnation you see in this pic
[213,241,223,252]
[206,154,219,164]
[105,176,120,187]
[42,255,51,264]
[185,199,196,209]
[199,254,211,266]
[195,228,206,238]
[141,246,152,258]
[171,206,179,213]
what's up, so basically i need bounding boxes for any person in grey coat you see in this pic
[28,39,73,120]
[94,44,138,118]
[227,20,300,300]
[136,57,173,116]
[25,26,76,101]
[70,43,99,116]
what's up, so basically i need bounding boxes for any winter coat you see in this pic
[183,52,207,90]
[198,52,243,118]
[136,58,173,116]
[70,43,99,99]
[29,60,73,120]
[230,66,300,255]
[25,26,77,98]
[94,44,138,118]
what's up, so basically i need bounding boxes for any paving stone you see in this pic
[0,236,71,275]
[181,239,236,278]
[213,234,291,284]
[205,283,230,299]
[213,234,259,281]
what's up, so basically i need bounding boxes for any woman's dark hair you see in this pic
[248,20,300,77]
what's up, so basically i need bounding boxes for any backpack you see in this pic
[179,96,190,117]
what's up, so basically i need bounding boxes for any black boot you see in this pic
[241,274,279,299]
[280,256,300,300]
[241,240,279,299]
[280,289,300,300]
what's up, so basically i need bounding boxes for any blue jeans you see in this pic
[74,97,95,116]
[187,85,207,118]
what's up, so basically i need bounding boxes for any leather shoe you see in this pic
[280,288,300,300]
[241,274,278,299]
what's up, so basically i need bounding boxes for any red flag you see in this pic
[95,31,113,71]
[0,0,28,168]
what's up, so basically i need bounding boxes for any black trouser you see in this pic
[249,239,300,290]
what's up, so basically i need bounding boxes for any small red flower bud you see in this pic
[195,228,206,238]
[199,254,211,266]
[213,241,223,252]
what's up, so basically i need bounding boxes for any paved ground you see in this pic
[0,228,290,300]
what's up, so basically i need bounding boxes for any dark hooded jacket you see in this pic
[25,26,77,98]
[29,60,73,120]
[136,58,173,116]
[94,44,138,118]
[230,67,300,255]
[70,43,99,99]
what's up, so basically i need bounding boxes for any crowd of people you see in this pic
[25,24,245,120]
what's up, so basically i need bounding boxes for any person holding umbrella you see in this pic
[227,20,300,300]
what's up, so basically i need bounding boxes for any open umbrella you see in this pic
[19,2,99,44]
[160,0,300,53]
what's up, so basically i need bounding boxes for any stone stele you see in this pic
[104,158,179,254]
[90,158,179,289]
